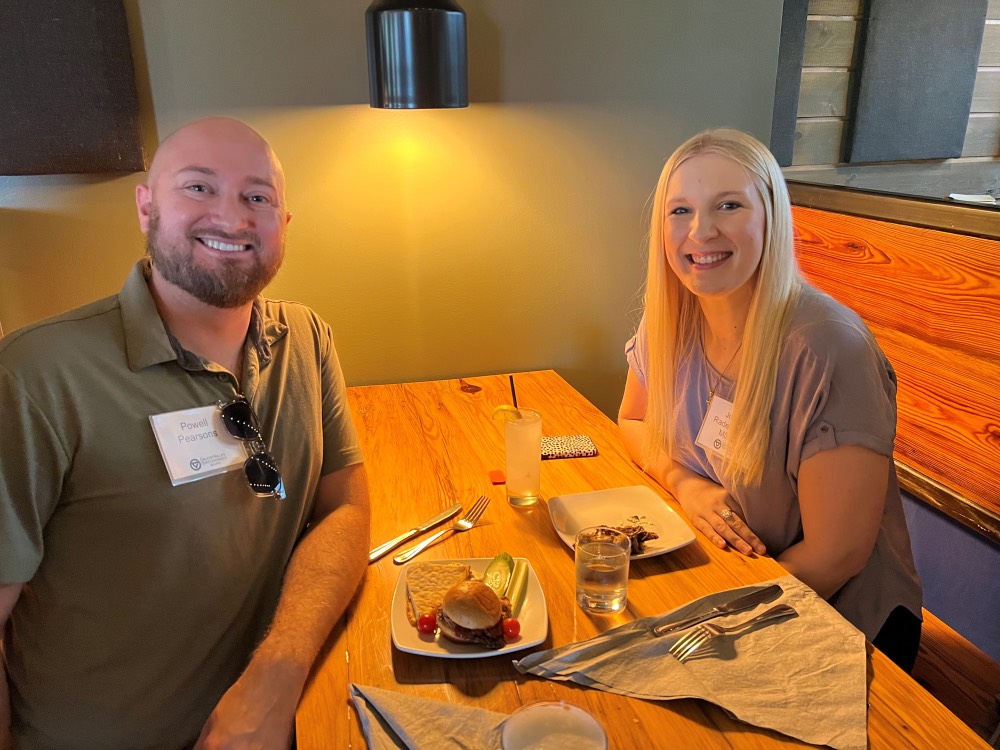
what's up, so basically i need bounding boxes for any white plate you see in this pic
[548,485,695,559]
[390,557,548,658]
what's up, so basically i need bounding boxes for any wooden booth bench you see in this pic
[789,185,1000,743]
[914,609,1000,742]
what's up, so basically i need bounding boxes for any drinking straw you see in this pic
[509,374,518,409]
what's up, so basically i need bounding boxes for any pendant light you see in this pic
[365,0,468,109]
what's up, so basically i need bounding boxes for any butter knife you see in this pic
[368,503,462,563]
[652,583,783,636]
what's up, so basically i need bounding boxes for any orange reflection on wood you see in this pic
[792,206,1000,524]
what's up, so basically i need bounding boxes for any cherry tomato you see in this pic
[417,613,437,634]
[503,617,521,640]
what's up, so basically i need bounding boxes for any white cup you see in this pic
[501,701,608,750]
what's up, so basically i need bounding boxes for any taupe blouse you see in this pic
[626,285,923,639]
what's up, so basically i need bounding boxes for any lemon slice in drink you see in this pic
[492,404,523,421]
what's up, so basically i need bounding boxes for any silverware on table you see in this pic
[669,603,799,662]
[651,583,783,636]
[393,495,491,564]
[368,502,463,563]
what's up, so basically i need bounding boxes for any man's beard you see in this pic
[146,209,284,308]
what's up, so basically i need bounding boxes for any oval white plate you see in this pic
[548,485,695,559]
[390,557,547,658]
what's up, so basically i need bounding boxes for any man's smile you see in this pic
[196,236,255,253]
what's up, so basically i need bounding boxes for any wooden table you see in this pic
[296,371,987,749]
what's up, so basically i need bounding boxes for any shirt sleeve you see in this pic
[624,316,648,387]
[786,319,898,468]
[318,324,364,475]
[0,363,67,583]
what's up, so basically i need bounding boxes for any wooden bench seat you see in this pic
[911,609,1000,743]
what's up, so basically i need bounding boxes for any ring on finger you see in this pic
[719,507,734,522]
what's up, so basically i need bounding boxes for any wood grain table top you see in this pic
[295,370,986,749]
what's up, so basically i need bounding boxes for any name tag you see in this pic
[695,394,733,457]
[150,405,246,486]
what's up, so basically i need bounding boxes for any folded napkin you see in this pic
[513,575,866,750]
[948,192,997,204]
[350,684,504,749]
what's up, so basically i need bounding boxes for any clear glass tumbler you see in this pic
[575,525,630,613]
[504,408,542,507]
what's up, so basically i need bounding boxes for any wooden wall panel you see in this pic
[971,70,1000,112]
[797,70,850,117]
[792,206,1000,530]
[979,22,1000,65]
[791,0,1000,166]
[802,18,857,67]
[808,0,861,14]
[963,113,1000,156]
[792,118,844,165]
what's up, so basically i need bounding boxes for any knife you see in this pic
[652,583,783,636]
[368,503,462,563]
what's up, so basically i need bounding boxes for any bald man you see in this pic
[0,118,370,749]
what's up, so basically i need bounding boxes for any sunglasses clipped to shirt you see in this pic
[218,395,285,499]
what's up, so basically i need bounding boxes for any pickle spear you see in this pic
[482,552,514,596]
[505,559,529,617]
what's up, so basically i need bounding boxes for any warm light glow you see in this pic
[222,105,640,387]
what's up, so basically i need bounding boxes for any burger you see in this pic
[436,580,511,649]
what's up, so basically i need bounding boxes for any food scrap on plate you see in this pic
[611,523,660,554]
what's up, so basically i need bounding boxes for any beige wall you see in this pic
[0,1,783,416]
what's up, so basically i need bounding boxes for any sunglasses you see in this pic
[218,396,285,499]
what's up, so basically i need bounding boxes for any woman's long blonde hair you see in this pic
[643,129,802,486]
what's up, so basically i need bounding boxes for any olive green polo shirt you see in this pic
[0,258,362,749]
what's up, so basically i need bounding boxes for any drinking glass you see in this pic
[504,408,542,507]
[501,701,608,750]
[575,526,630,613]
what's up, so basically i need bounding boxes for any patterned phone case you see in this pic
[541,434,598,460]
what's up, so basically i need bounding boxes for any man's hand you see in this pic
[196,463,369,749]
[194,659,301,750]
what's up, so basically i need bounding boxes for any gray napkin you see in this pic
[350,684,504,749]
[513,575,866,750]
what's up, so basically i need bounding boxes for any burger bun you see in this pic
[441,580,502,630]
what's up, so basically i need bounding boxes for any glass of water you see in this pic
[504,408,542,507]
[575,526,630,613]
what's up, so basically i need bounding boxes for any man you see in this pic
[0,118,370,748]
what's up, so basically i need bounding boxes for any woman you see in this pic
[618,129,923,671]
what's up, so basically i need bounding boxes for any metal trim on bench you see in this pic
[787,181,1000,241]
[896,462,1000,546]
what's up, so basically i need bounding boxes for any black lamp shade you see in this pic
[365,0,468,109]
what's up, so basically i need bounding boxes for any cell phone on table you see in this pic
[541,435,598,460]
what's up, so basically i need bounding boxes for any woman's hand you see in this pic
[618,370,765,556]
[672,472,766,556]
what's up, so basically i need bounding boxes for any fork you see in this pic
[668,603,798,663]
[393,496,491,564]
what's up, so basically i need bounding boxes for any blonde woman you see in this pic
[618,129,923,671]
